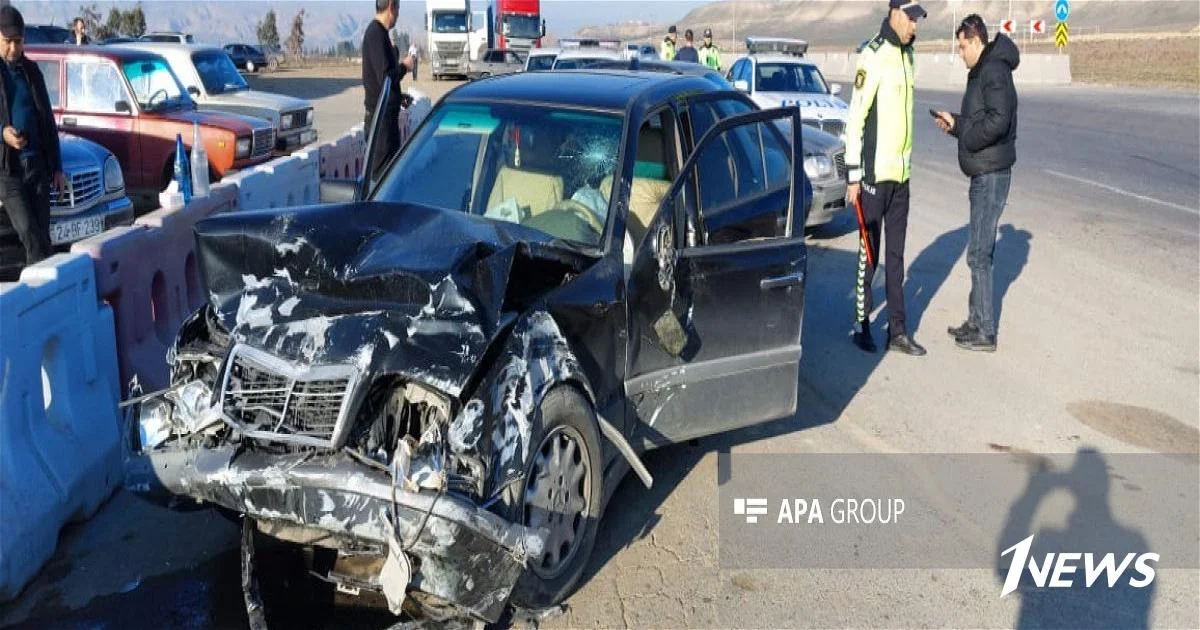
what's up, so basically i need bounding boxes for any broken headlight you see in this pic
[135,381,221,450]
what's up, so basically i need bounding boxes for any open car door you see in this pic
[625,106,809,450]
[318,76,393,203]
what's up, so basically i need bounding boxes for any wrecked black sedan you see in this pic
[125,70,811,625]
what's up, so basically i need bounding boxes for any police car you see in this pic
[727,37,849,141]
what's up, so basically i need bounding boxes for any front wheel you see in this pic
[498,386,603,609]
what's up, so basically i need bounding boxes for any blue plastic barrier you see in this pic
[0,253,122,601]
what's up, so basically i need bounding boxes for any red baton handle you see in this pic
[852,192,875,268]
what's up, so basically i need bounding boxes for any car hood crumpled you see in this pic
[194,202,594,398]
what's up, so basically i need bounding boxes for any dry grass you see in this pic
[1026,35,1198,89]
[913,34,1199,90]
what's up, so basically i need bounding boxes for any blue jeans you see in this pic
[966,170,1011,337]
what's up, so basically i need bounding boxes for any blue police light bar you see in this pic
[559,38,623,50]
[745,37,808,56]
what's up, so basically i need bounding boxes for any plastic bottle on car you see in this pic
[191,122,210,198]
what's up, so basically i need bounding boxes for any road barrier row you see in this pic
[0,125,371,601]
[0,253,122,601]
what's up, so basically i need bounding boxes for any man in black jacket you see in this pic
[362,0,413,184]
[0,6,66,273]
[934,14,1018,352]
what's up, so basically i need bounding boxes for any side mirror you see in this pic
[115,100,132,113]
[830,83,842,96]
[733,79,750,93]
[187,86,200,97]
[319,178,360,203]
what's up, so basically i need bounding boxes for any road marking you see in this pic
[1044,168,1199,215]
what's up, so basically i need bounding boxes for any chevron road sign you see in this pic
[1055,21,1069,48]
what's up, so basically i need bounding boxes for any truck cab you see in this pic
[486,0,545,57]
[426,0,473,80]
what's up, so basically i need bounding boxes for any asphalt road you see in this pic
[2,68,1196,630]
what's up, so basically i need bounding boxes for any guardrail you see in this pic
[0,120,382,601]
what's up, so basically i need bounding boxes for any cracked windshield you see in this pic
[372,102,621,247]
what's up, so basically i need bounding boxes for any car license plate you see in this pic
[50,215,105,245]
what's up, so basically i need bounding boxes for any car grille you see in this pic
[803,119,845,138]
[50,168,103,212]
[834,151,847,179]
[252,128,275,158]
[284,109,311,130]
[221,346,358,445]
[435,41,464,62]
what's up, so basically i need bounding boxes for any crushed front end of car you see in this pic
[122,202,600,624]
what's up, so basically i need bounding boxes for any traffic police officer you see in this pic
[661,25,677,61]
[846,0,927,356]
[699,28,722,71]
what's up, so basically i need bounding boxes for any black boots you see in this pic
[955,331,997,352]
[947,321,978,339]
[887,333,927,356]
[852,320,877,353]
[949,320,996,351]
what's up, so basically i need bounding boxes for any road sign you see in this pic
[1055,0,1070,22]
[1001,19,1015,35]
[1055,20,1069,48]
[1031,19,1045,35]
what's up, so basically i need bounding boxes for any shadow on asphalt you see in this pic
[245,73,363,101]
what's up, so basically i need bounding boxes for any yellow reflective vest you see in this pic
[661,38,677,61]
[845,25,915,185]
[699,44,721,70]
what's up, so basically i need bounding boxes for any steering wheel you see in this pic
[147,88,169,108]
[523,199,603,242]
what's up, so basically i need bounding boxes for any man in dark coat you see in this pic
[934,14,1019,352]
[0,5,67,273]
[362,0,414,183]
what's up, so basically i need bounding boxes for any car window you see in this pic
[507,52,522,64]
[66,61,128,113]
[552,57,610,70]
[527,55,556,71]
[687,97,754,147]
[372,102,623,248]
[35,61,60,108]
[625,110,679,250]
[192,51,249,94]
[122,58,191,112]
[681,116,793,245]
[755,62,828,93]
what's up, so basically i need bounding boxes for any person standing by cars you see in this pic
[362,0,413,181]
[0,5,66,270]
[933,14,1019,352]
[846,0,926,356]
[408,43,419,80]
[66,17,91,45]
[661,25,677,61]
[699,28,722,71]
[674,29,699,64]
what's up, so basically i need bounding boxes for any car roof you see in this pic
[110,42,221,55]
[449,70,716,112]
[25,44,167,62]
[554,47,624,61]
[746,53,817,66]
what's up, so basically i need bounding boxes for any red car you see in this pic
[26,46,277,208]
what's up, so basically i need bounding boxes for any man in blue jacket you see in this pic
[934,14,1019,352]
[0,6,66,273]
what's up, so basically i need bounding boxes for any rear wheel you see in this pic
[497,386,603,609]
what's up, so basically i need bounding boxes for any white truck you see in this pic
[426,0,473,80]
[469,9,489,61]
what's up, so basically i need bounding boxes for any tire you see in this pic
[496,386,603,609]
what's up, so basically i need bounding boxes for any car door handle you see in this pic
[760,272,804,291]
[61,117,76,127]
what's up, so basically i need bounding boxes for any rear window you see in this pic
[526,55,556,71]
[552,57,611,70]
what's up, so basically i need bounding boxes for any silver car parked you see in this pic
[466,48,525,80]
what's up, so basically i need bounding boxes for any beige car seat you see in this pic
[486,166,564,216]
[601,125,673,250]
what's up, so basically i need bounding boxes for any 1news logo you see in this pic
[733,498,769,524]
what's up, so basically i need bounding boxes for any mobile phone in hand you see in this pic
[928,108,940,119]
